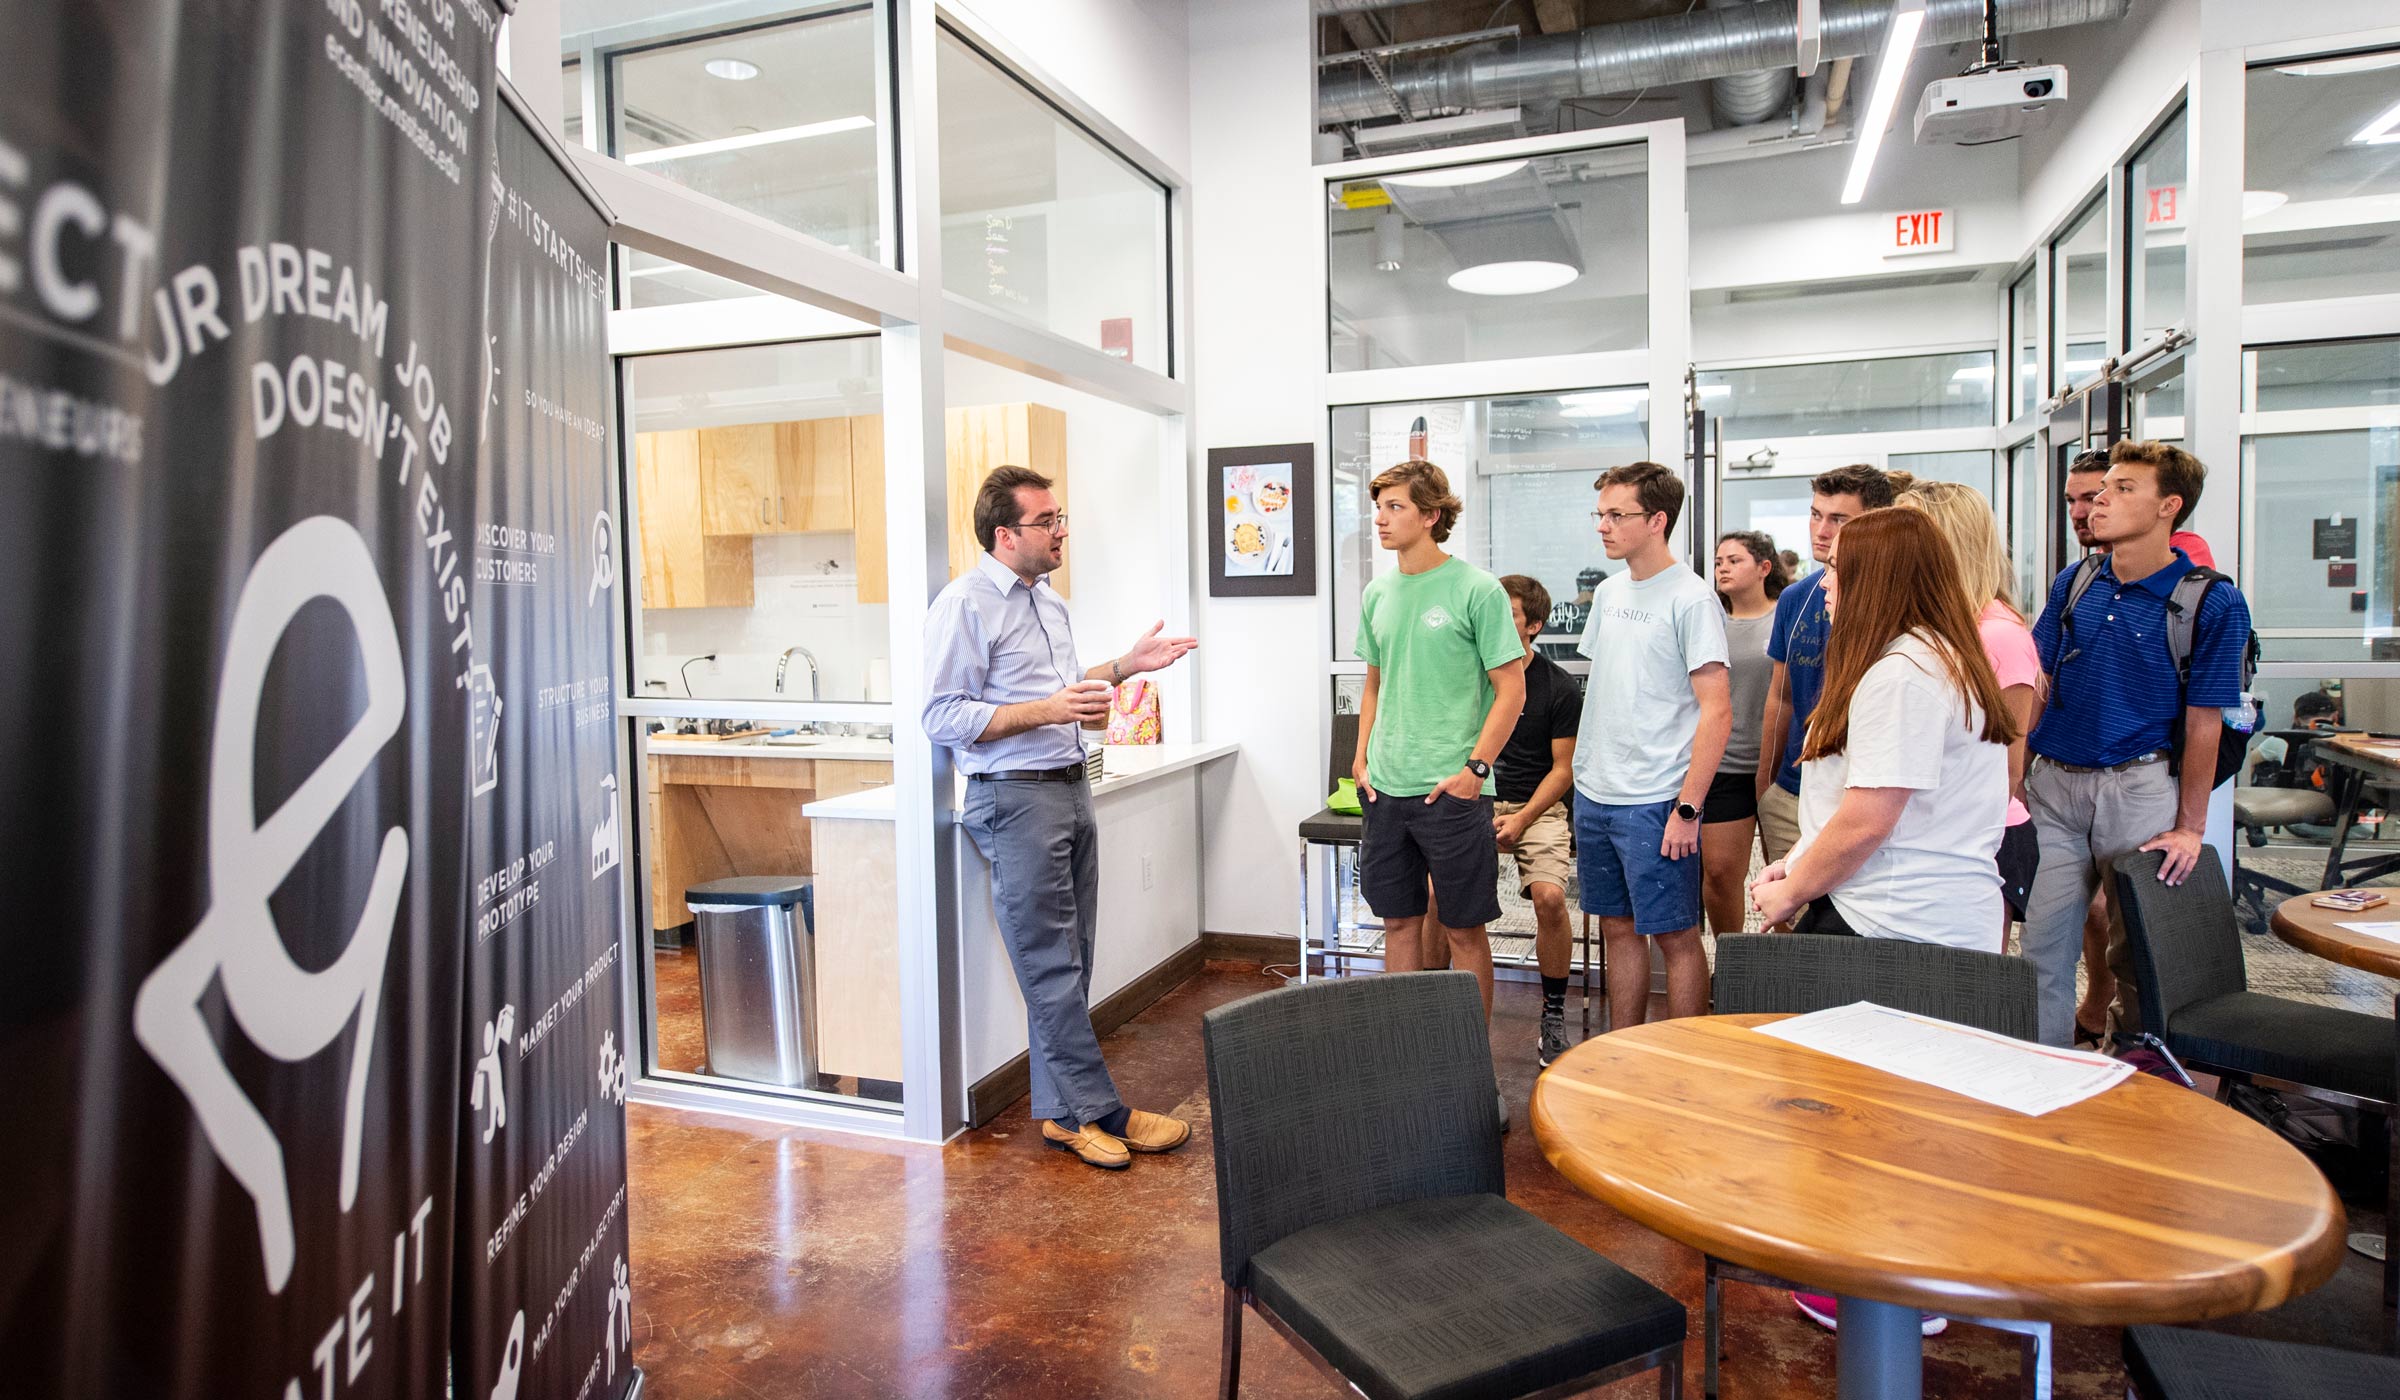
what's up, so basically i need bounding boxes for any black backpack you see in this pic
[2058,556,2258,787]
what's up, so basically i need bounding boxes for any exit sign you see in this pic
[1886,209,1954,256]
[2145,185,2185,229]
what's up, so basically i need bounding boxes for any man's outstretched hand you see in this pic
[1120,621,1198,677]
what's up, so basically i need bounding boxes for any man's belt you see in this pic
[969,764,1087,784]
[2036,750,2169,775]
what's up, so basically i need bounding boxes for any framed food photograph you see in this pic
[1207,443,1315,597]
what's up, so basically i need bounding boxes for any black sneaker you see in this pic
[1538,1005,1570,1067]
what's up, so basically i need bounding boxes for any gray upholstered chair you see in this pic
[2124,1325,2400,1397]
[1705,933,2044,1400]
[2111,846,2397,1309]
[1202,971,1684,1400]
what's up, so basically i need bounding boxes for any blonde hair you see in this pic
[1897,480,2020,621]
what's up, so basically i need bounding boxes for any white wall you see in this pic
[1188,0,1325,940]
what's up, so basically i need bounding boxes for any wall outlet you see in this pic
[1141,855,1154,890]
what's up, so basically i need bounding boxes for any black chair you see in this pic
[2111,846,2397,1308]
[1703,934,2043,1399]
[1203,972,1684,1399]
[2232,733,2339,932]
[1298,712,1366,978]
[2124,1324,2400,1397]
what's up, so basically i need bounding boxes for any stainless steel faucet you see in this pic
[774,645,821,701]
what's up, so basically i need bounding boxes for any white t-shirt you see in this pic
[1574,564,1729,805]
[1789,630,2009,950]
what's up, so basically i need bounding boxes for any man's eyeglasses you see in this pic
[1011,514,1068,535]
[1590,509,1654,527]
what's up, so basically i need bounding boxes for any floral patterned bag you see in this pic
[1106,679,1162,745]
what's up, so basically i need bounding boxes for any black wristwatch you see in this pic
[1465,758,1491,780]
[1673,800,1701,822]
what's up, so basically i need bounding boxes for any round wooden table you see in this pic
[2267,892,2400,1272]
[2270,891,2400,980]
[1531,1014,2346,1400]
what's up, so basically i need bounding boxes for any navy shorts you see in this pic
[1573,792,1704,936]
[1358,789,1502,927]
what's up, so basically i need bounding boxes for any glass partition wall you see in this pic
[1316,121,1685,971]
[563,1,1191,1141]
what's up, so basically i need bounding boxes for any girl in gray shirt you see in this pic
[1703,532,1789,935]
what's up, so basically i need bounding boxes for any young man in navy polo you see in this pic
[2020,440,2252,1049]
[1753,464,1895,867]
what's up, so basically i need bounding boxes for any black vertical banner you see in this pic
[0,0,504,1397]
[451,91,631,1400]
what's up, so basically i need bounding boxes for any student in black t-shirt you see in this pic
[1493,574,1582,1066]
[1417,575,1581,1064]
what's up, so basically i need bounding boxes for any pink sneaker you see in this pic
[1791,1293,1947,1336]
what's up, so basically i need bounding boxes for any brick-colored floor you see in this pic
[625,962,2393,1398]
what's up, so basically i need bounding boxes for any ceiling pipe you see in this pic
[1317,0,2129,126]
[1706,0,1797,126]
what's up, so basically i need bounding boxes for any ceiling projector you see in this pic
[1915,64,2070,145]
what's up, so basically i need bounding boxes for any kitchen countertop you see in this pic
[647,734,896,764]
[803,741,1238,820]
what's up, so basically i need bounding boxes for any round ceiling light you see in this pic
[704,57,761,81]
[1447,260,1579,296]
[1382,159,1530,190]
[2243,189,2289,219]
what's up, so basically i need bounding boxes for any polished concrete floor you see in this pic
[627,962,2394,1399]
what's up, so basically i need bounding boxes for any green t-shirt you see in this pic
[1355,557,1526,797]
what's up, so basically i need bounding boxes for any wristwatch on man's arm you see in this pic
[1465,758,1491,780]
[1673,800,1700,822]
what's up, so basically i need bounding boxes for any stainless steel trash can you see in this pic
[686,876,818,1088]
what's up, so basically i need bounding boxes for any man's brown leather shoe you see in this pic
[1041,1119,1130,1169]
[1117,1108,1191,1153]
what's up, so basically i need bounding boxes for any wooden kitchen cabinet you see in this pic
[697,422,779,535]
[946,402,1068,596]
[775,417,854,531]
[850,414,887,604]
[635,431,753,610]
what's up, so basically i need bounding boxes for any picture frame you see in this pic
[1207,443,1315,597]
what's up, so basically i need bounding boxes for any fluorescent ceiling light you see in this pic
[1840,0,1926,206]
[1383,159,1530,190]
[2063,358,2102,375]
[1951,364,1994,382]
[2353,98,2400,146]
[704,57,760,81]
[2243,190,2289,219]
[626,116,874,165]
[1447,260,1579,295]
[2275,51,2400,78]
[1698,384,1731,399]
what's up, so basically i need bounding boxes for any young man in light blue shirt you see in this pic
[1573,463,1730,1028]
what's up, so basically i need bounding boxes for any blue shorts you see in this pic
[1573,793,1703,936]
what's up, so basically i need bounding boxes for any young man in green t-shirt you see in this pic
[1350,459,1527,1023]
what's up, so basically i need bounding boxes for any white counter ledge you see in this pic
[802,741,1238,819]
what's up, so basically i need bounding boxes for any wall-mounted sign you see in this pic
[1885,209,1954,256]
[2144,185,2185,229]
[2315,515,2358,560]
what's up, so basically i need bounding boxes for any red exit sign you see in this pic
[2145,185,2185,228]
[1885,208,1954,256]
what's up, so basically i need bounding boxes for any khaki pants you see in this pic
[1756,781,1802,865]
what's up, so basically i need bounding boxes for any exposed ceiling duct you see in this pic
[1705,0,1796,126]
[1318,0,2131,128]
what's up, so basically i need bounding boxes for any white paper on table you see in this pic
[2334,920,2400,943]
[1753,1002,2136,1117]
